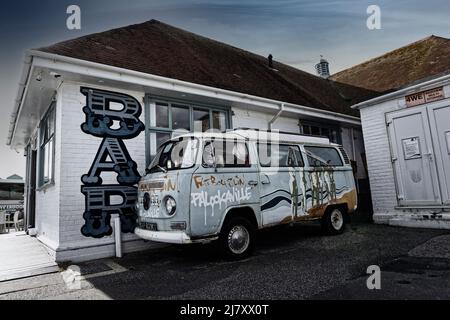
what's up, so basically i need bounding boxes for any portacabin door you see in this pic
[427,103,450,205]
[386,107,441,206]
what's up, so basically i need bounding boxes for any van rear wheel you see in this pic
[321,207,346,235]
[219,217,254,260]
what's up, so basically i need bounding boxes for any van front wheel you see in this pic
[220,217,254,259]
[321,207,346,235]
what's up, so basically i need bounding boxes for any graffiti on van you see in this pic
[80,87,144,238]
[193,175,245,189]
[261,168,351,223]
[191,187,252,224]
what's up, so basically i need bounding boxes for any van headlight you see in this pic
[164,196,177,216]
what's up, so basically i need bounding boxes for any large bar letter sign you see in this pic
[80,87,145,238]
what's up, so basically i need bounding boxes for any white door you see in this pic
[387,107,441,206]
[428,103,450,205]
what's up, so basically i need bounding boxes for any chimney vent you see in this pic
[315,55,330,78]
[268,54,273,68]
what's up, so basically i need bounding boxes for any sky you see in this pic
[1,0,450,178]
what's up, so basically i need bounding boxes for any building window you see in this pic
[38,103,56,188]
[301,123,340,144]
[146,98,230,165]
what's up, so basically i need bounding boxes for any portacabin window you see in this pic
[38,103,56,188]
[304,146,343,167]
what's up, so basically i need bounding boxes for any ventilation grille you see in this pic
[338,146,351,165]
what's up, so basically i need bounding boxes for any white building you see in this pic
[333,36,450,229]
[7,20,371,262]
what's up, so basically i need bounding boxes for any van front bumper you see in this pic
[134,228,217,244]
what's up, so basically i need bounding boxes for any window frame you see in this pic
[202,139,251,169]
[144,96,232,166]
[37,102,56,189]
[304,145,344,168]
[300,121,341,144]
[148,137,199,173]
[257,143,304,168]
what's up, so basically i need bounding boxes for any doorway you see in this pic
[25,144,37,230]
[387,102,450,207]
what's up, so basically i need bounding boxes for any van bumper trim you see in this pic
[134,228,217,244]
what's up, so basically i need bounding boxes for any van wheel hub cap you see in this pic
[228,226,250,254]
[331,209,344,230]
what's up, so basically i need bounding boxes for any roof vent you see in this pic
[315,55,330,78]
[268,54,273,68]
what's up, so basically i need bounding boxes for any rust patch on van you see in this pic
[164,178,177,191]
[294,188,357,221]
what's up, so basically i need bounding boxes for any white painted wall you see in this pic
[232,107,300,133]
[359,99,400,221]
[48,82,157,262]
[35,91,62,255]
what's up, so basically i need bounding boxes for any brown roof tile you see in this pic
[331,35,450,93]
[38,19,373,117]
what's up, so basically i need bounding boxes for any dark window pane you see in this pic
[193,108,210,132]
[156,132,171,151]
[155,103,169,128]
[258,144,301,167]
[302,125,311,135]
[305,146,343,167]
[293,149,304,167]
[311,126,320,135]
[203,140,249,168]
[330,129,339,143]
[172,105,190,131]
[212,111,227,131]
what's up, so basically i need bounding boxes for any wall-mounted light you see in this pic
[50,72,62,79]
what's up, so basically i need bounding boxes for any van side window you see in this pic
[258,144,303,167]
[305,146,343,167]
[203,139,250,168]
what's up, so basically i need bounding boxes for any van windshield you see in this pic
[147,138,198,173]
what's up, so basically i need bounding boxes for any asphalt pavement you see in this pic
[0,213,449,300]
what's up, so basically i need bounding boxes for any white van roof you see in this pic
[172,128,332,145]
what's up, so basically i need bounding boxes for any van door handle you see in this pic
[261,174,271,185]
[248,180,259,186]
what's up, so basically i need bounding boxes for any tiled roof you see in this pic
[331,35,450,93]
[38,20,375,117]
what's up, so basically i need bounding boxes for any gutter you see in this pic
[8,50,361,147]
[352,73,450,110]
[268,104,285,130]
[7,53,33,146]
[29,50,361,126]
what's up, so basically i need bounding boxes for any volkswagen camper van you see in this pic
[135,129,357,259]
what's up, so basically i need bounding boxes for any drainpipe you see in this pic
[268,104,285,130]
[351,128,360,192]
[114,216,122,258]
